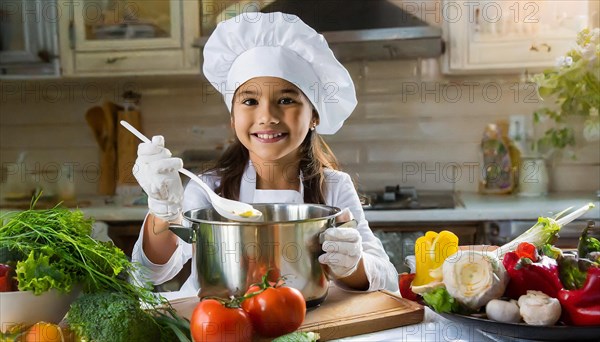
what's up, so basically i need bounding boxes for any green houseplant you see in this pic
[532,28,600,157]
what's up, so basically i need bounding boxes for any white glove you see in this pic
[133,135,184,222]
[318,222,363,279]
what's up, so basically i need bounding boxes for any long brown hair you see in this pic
[207,127,339,204]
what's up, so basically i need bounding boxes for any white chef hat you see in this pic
[203,12,357,135]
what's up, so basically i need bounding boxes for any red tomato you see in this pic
[242,285,306,338]
[0,264,13,292]
[190,299,253,342]
[516,242,539,261]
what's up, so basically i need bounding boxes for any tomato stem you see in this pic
[202,295,245,309]
[241,269,292,303]
[203,270,296,307]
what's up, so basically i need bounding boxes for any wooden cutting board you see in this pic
[170,285,424,341]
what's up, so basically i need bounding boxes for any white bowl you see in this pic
[0,288,80,333]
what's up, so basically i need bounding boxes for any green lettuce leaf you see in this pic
[16,249,74,295]
[422,287,460,314]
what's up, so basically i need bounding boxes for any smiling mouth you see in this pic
[251,132,288,142]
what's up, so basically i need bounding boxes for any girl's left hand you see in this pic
[318,224,363,279]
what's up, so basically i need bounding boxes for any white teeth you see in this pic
[256,133,283,139]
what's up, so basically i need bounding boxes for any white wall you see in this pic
[1,58,598,197]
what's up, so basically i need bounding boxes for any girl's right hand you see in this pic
[133,135,184,222]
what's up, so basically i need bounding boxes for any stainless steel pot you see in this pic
[169,203,342,306]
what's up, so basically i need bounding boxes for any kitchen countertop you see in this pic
[363,192,600,223]
[1,192,598,223]
[3,193,596,342]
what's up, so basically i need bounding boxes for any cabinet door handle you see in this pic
[106,56,128,64]
[382,45,399,59]
[530,43,552,53]
[69,20,75,50]
[37,50,59,63]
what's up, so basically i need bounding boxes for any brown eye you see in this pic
[242,98,258,106]
[279,97,295,105]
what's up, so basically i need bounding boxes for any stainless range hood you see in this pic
[194,0,444,62]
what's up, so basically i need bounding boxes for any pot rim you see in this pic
[182,203,342,226]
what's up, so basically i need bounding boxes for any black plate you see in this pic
[439,312,600,341]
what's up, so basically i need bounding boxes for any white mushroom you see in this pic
[518,291,561,326]
[486,299,521,323]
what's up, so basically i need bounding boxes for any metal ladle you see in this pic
[120,120,263,222]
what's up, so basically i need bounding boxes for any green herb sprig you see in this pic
[0,196,191,341]
[0,203,142,298]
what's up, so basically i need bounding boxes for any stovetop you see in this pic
[360,186,456,210]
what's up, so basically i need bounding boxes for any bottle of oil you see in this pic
[497,119,522,193]
[479,124,514,194]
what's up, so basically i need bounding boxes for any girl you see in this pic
[131,12,399,297]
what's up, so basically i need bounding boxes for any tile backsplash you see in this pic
[1,58,598,197]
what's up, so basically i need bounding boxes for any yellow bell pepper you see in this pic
[412,230,459,288]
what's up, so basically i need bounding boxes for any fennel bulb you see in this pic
[442,250,508,311]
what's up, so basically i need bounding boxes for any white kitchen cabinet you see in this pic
[0,0,61,78]
[442,0,590,74]
[58,0,200,76]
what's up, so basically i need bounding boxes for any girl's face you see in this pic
[231,77,317,164]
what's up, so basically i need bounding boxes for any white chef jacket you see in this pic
[131,162,399,298]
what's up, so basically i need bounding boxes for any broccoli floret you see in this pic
[66,292,161,342]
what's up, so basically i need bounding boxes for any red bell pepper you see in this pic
[502,251,563,299]
[0,263,13,292]
[557,266,600,326]
[399,273,419,301]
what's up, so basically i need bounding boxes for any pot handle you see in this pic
[333,219,358,229]
[169,224,195,244]
[319,207,358,244]
[319,219,358,244]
